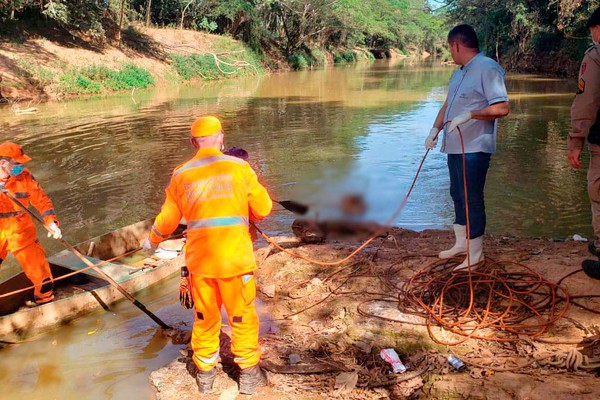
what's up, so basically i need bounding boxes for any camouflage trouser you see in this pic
[588,144,600,242]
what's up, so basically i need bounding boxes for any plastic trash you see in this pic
[573,234,588,242]
[447,355,466,371]
[380,348,407,373]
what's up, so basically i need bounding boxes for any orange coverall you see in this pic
[150,147,272,371]
[0,169,59,304]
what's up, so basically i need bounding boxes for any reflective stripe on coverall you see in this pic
[150,147,272,371]
[0,169,59,303]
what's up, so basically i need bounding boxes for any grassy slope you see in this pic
[0,26,265,101]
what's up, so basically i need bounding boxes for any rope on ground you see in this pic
[395,257,571,344]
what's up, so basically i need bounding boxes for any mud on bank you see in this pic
[150,226,600,399]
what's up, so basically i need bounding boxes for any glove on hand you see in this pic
[47,222,62,240]
[424,127,440,150]
[179,266,194,309]
[447,111,472,133]
[142,238,158,254]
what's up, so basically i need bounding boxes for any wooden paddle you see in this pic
[2,190,171,330]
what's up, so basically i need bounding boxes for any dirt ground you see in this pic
[150,225,600,399]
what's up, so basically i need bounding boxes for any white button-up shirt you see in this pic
[441,53,508,154]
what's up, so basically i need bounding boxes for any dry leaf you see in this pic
[334,371,358,395]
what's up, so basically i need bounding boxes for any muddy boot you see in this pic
[588,241,600,259]
[239,365,267,395]
[582,259,600,280]
[196,367,217,394]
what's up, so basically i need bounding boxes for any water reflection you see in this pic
[0,59,587,399]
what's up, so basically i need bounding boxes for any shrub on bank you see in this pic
[288,53,309,70]
[355,50,375,61]
[15,59,155,95]
[342,50,356,63]
[56,64,154,95]
[169,47,264,81]
[308,48,328,66]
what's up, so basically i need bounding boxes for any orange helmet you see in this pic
[190,116,222,138]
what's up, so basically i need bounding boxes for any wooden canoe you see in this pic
[0,219,186,343]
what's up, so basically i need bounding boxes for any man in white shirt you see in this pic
[425,24,510,270]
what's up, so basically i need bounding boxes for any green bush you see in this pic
[333,52,345,63]
[170,54,225,80]
[57,74,102,94]
[287,53,309,70]
[103,64,154,90]
[342,50,356,63]
[308,48,327,66]
[55,64,154,95]
[355,50,375,62]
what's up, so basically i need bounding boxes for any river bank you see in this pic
[0,25,391,104]
[0,26,264,102]
[150,225,600,399]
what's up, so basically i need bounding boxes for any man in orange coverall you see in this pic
[0,142,62,305]
[142,115,272,395]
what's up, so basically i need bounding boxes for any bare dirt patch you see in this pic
[151,226,600,399]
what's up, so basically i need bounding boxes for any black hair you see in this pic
[448,24,480,50]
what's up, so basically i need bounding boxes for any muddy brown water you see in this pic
[0,60,585,399]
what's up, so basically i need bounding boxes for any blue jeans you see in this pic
[447,152,491,239]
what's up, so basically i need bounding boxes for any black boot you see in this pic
[239,365,267,395]
[196,367,217,394]
[582,259,600,280]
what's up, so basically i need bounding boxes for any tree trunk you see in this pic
[180,0,194,30]
[117,0,126,46]
[496,39,499,61]
[230,13,244,36]
[145,0,152,27]
[10,1,15,19]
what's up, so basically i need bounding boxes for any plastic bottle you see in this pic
[380,349,407,373]
[447,355,466,371]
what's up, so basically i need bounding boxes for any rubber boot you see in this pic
[239,365,267,395]
[439,224,467,259]
[196,367,217,394]
[582,259,600,280]
[454,236,484,271]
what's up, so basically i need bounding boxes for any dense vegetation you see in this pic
[443,0,600,75]
[2,0,599,75]
[0,1,443,60]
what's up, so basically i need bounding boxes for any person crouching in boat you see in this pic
[142,115,272,395]
[0,142,62,306]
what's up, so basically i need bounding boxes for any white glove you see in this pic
[47,222,62,240]
[142,238,158,254]
[447,111,473,133]
[424,127,440,150]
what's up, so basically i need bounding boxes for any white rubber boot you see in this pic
[454,236,484,271]
[439,224,467,259]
